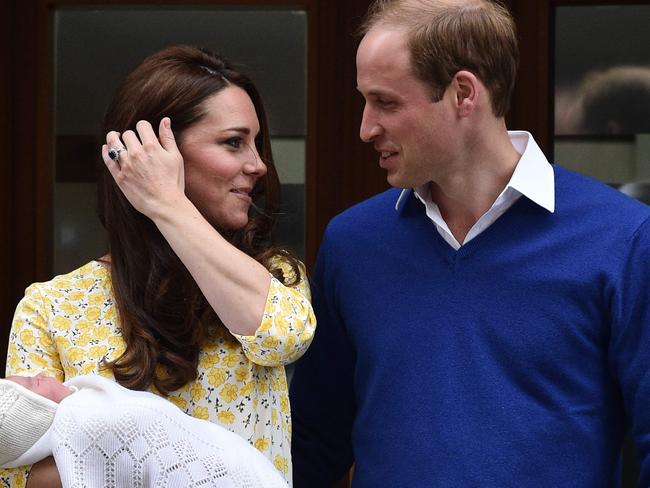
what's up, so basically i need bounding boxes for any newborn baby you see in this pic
[5,373,75,402]
[0,373,72,468]
[0,374,287,487]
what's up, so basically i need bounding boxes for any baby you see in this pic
[0,374,287,487]
[4,373,75,402]
[0,373,71,468]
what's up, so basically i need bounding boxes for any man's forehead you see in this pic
[357,25,410,63]
[356,28,419,96]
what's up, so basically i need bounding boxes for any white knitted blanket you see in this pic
[7,375,288,488]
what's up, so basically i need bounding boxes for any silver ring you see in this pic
[108,146,126,161]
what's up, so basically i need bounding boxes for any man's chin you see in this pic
[386,171,407,189]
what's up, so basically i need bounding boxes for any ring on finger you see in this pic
[108,146,126,161]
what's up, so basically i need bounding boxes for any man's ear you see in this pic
[452,70,479,117]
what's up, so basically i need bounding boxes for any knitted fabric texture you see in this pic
[290,167,650,486]
[0,378,58,466]
[6,375,288,488]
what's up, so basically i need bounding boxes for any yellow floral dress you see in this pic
[1,260,315,487]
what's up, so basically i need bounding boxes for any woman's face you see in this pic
[179,85,267,230]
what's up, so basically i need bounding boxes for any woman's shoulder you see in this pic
[25,260,111,299]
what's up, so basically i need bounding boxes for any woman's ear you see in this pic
[452,70,479,117]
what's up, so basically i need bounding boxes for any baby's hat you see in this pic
[0,378,58,466]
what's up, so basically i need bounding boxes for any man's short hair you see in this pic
[359,0,519,117]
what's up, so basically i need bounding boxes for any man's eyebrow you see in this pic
[356,87,394,98]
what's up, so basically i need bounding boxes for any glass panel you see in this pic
[53,7,307,274]
[553,4,650,198]
[553,6,650,484]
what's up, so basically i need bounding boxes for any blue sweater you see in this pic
[290,165,650,487]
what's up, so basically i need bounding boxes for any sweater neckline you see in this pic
[420,196,536,261]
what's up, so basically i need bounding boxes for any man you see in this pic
[290,0,650,486]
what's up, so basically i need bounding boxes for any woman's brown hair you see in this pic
[97,45,300,395]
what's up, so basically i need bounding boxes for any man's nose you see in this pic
[359,106,382,142]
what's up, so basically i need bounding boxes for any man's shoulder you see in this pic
[327,188,404,231]
[313,189,409,276]
[554,165,650,221]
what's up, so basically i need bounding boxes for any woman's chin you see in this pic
[211,214,249,231]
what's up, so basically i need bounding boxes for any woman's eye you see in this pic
[224,137,242,149]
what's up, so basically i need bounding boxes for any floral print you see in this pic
[1,260,315,486]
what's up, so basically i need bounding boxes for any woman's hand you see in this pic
[26,457,61,488]
[101,117,186,220]
[101,118,272,336]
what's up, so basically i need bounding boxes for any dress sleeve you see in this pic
[1,284,64,485]
[5,283,65,379]
[0,468,28,488]
[232,258,316,367]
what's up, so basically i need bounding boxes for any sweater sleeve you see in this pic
[232,258,316,367]
[608,216,650,485]
[2,284,65,486]
[289,227,356,487]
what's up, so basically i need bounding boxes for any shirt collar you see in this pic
[507,131,555,213]
[395,131,555,213]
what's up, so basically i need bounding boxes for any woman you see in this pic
[2,45,315,487]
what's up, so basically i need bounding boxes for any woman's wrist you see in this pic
[145,191,192,224]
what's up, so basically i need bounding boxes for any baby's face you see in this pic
[6,373,74,403]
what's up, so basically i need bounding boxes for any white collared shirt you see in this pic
[394,131,555,250]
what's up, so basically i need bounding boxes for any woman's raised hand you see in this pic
[101,117,185,219]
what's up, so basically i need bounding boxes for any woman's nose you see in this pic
[244,144,267,176]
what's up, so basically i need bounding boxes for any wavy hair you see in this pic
[97,45,300,395]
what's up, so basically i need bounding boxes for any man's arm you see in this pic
[290,233,356,487]
[608,217,650,485]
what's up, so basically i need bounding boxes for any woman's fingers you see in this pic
[105,131,123,150]
[121,129,142,154]
[105,120,175,159]
[121,120,176,164]
[100,118,185,218]
[104,131,128,168]
[158,117,179,154]
[136,120,159,148]
[101,143,121,176]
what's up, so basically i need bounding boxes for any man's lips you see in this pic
[378,150,398,169]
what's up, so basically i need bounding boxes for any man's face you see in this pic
[356,27,458,188]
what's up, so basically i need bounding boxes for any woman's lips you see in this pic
[230,188,253,202]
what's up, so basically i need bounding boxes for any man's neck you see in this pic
[429,126,521,244]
